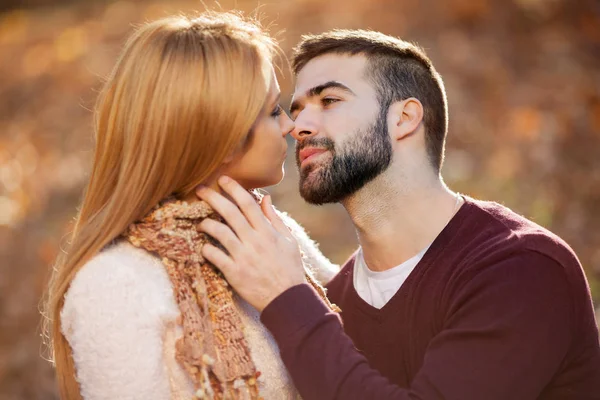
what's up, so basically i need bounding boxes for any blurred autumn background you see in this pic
[1,0,599,397]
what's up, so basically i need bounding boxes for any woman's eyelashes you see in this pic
[271,104,283,117]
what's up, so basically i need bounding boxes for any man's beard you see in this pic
[295,108,393,205]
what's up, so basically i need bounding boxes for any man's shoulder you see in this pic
[458,197,580,270]
[446,198,590,312]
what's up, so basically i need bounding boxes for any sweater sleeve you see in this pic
[60,247,187,400]
[261,252,576,400]
[275,208,339,285]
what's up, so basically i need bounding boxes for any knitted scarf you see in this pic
[123,196,339,399]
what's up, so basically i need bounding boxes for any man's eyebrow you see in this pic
[290,81,355,114]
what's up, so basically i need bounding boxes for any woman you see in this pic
[42,12,338,400]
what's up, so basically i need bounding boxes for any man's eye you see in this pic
[322,98,339,106]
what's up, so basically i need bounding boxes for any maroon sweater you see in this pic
[261,197,600,399]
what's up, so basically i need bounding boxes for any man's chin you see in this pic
[299,189,326,205]
[299,179,335,205]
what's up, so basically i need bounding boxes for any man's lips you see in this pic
[298,147,328,165]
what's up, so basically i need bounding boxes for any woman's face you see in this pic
[222,72,294,189]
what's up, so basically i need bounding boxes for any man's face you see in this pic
[290,54,393,205]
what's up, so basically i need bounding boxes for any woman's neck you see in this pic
[180,180,221,204]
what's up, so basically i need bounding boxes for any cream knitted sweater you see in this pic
[61,211,338,400]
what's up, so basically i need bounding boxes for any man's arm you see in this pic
[260,252,574,400]
[260,284,409,399]
[196,178,574,400]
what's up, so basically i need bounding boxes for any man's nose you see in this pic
[291,109,319,140]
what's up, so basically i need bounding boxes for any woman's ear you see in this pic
[222,151,236,164]
[388,98,424,142]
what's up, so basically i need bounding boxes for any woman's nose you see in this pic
[281,111,295,137]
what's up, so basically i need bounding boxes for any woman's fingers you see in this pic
[217,176,272,233]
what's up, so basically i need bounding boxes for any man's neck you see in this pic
[341,168,460,272]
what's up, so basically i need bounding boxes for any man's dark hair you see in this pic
[292,30,448,172]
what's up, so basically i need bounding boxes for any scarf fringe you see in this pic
[125,198,337,399]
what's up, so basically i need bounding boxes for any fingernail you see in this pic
[219,176,231,184]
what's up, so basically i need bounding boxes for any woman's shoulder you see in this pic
[62,240,179,331]
[61,241,187,399]
[274,208,340,285]
[68,240,168,294]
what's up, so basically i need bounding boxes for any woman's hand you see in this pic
[196,176,306,311]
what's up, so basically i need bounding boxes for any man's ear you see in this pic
[388,98,424,141]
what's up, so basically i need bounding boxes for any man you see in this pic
[197,30,600,399]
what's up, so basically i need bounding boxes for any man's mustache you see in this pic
[295,138,336,166]
[295,138,335,154]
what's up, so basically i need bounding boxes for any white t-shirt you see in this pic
[353,245,430,309]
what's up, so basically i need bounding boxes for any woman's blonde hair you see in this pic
[42,11,276,399]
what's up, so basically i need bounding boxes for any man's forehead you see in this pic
[294,54,368,95]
